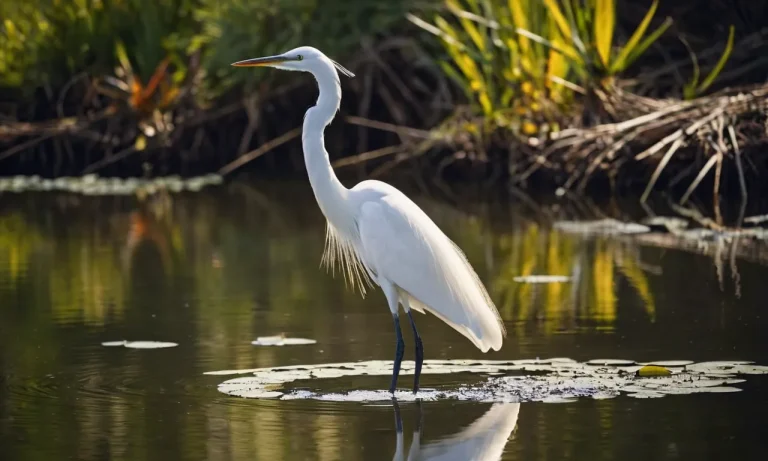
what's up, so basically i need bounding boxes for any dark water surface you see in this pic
[1,179,767,460]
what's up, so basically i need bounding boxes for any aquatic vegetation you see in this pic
[407,0,672,135]
[102,340,179,349]
[251,335,317,346]
[0,173,223,195]
[554,219,651,235]
[207,358,768,402]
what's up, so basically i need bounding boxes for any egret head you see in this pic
[231,46,354,77]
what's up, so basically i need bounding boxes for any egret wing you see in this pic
[358,193,505,352]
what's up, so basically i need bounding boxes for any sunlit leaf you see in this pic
[621,17,672,73]
[636,365,671,377]
[610,0,663,72]
[594,0,614,68]
[542,0,572,40]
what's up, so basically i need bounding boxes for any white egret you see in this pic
[232,47,506,394]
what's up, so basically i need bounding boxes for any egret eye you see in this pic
[297,55,304,61]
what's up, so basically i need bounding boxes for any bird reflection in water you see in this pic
[391,400,520,461]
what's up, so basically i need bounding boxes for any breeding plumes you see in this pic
[232,46,506,394]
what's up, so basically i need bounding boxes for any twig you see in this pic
[680,154,718,205]
[635,106,724,161]
[81,145,139,174]
[668,200,724,231]
[218,128,301,176]
[641,138,685,203]
[332,145,402,168]
[713,152,723,226]
[238,94,261,155]
[0,133,57,162]
[727,124,748,228]
[345,116,432,139]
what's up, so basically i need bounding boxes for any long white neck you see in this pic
[302,60,351,229]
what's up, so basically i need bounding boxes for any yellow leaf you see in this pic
[636,365,671,377]
[546,21,570,94]
[521,81,534,94]
[522,121,538,135]
[479,92,493,116]
[435,16,460,41]
[542,0,572,39]
[508,0,530,54]
[4,20,15,38]
[134,135,147,151]
[595,0,615,68]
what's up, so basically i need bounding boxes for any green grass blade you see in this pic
[620,17,672,72]
[610,0,660,73]
[696,25,735,94]
[515,27,581,63]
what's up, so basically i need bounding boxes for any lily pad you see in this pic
[554,219,651,235]
[636,365,671,377]
[642,216,689,232]
[640,360,694,367]
[251,335,317,346]
[587,359,636,366]
[208,357,768,403]
[102,340,178,349]
[0,173,223,195]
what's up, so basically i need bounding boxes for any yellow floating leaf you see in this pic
[636,365,671,377]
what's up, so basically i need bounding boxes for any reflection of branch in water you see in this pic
[391,400,520,461]
[121,207,174,279]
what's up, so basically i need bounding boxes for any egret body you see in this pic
[232,47,506,394]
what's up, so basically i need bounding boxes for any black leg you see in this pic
[406,310,424,394]
[392,397,403,433]
[414,398,423,433]
[389,314,405,394]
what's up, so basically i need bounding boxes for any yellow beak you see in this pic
[231,55,293,67]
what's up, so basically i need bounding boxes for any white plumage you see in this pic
[232,45,506,393]
[355,181,505,352]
